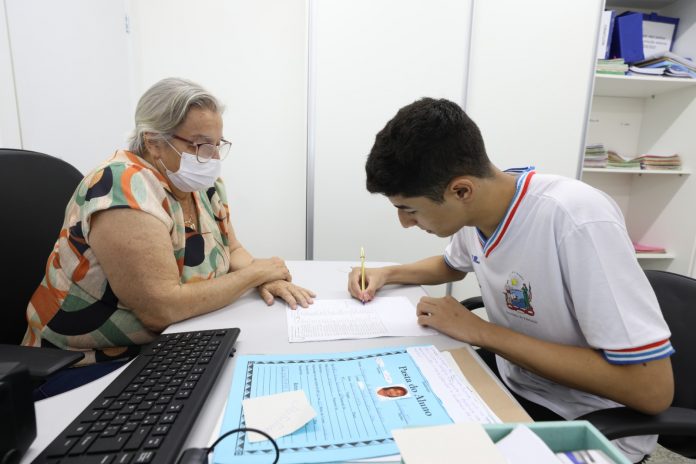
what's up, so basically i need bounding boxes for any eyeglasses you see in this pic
[170,134,232,163]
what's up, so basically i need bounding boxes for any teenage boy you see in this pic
[348,98,674,463]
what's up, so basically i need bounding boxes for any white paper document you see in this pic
[393,423,506,464]
[286,296,436,342]
[407,345,501,424]
[495,425,560,464]
[241,390,317,442]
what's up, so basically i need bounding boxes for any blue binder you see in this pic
[610,12,644,63]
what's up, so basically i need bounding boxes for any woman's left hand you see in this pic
[258,280,316,309]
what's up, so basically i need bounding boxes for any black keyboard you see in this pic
[33,328,241,464]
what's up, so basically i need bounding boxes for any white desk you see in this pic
[22,261,527,463]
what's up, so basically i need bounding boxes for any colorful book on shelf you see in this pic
[596,58,628,75]
[637,154,682,169]
[635,51,696,72]
[627,66,665,76]
[607,150,640,169]
[583,144,607,168]
[633,242,666,254]
[631,51,696,79]
[592,152,682,170]
[596,10,615,60]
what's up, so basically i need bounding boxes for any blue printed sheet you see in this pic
[212,346,454,463]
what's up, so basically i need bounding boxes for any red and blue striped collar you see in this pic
[477,167,536,257]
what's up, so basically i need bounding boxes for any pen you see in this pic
[360,246,366,304]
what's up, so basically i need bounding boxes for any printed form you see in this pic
[286,296,436,342]
[214,345,500,464]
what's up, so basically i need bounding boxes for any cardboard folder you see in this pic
[446,345,532,423]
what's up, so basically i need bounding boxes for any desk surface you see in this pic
[22,261,527,463]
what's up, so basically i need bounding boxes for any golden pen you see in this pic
[360,246,366,303]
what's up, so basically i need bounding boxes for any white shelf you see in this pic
[636,252,675,260]
[593,74,696,98]
[583,168,690,175]
[606,0,679,9]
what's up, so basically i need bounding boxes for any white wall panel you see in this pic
[466,0,602,179]
[128,0,307,260]
[5,0,132,173]
[451,0,601,302]
[311,0,473,277]
[0,0,21,148]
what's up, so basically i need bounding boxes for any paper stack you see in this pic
[627,66,665,77]
[633,242,666,254]
[596,58,628,75]
[584,144,608,168]
[607,151,640,169]
[636,154,682,170]
[603,152,682,170]
[632,51,696,79]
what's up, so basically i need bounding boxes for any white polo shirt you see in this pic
[444,169,673,462]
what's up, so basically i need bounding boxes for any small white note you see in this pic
[242,390,316,442]
[393,423,506,464]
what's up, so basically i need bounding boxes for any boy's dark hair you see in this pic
[365,98,493,202]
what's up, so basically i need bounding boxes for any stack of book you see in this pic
[596,58,628,75]
[631,51,696,79]
[637,154,682,170]
[607,151,640,169]
[583,144,607,168]
[633,242,666,254]
[603,152,682,170]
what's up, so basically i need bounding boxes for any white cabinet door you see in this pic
[5,0,133,174]
[450,0,601,302]
[310,0,473,272]
[466,0,602,178]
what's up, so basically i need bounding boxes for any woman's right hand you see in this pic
[248,257,291,285]
[348,267,388,303]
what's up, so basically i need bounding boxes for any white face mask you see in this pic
[160,145,221,192]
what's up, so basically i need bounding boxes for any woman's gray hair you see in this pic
[128,77,224,155]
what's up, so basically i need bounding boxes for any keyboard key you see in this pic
[143,437,162,449]
[65,423,90,437]
[159,413,177,424]
[101,426,121,438]
[89,434,131,453]
[83,410,103,422]
[114,452,134,464]
[76,455,115,464]
[90,421,109,433]
[68,434,97,455]
[133,451,156,463]
[151,425,169,436]
[124,427,151,451]
[44,437,78,457]
[166,403,183,412]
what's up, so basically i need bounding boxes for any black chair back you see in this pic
[0,149,83,344]
[645,269,696,454]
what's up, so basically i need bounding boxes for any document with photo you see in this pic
[213,346,454,463]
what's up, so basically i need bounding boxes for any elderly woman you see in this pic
[23,78,314,397]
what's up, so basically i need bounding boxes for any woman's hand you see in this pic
[347,267,389,303]
[258,280,316,309]
[246,257,292,286]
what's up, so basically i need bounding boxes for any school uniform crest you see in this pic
[503,272,534,316]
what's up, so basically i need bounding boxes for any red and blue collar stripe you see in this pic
[477,166,536,258]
